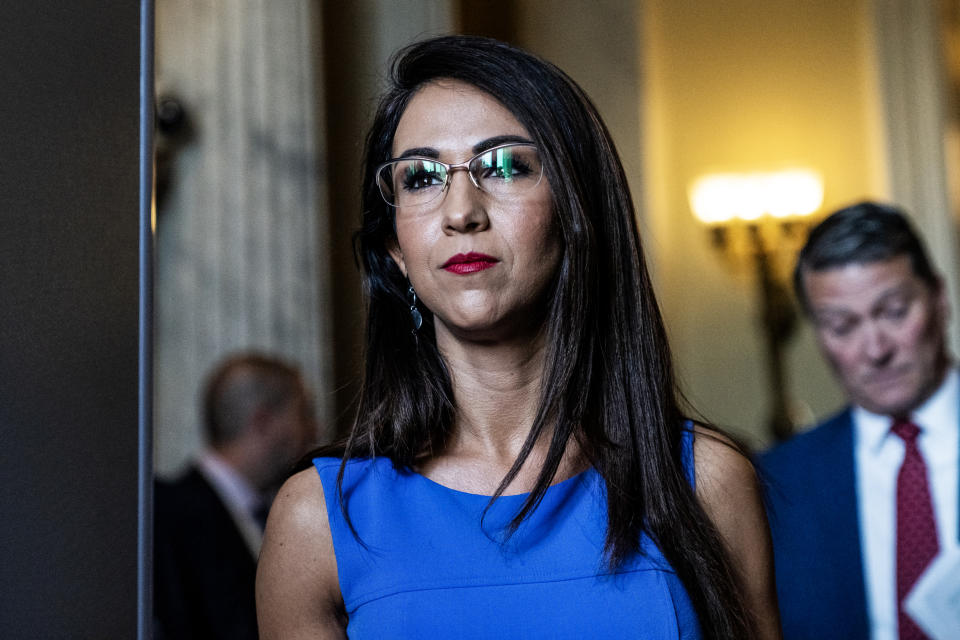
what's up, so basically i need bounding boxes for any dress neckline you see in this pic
[406,464,593,500]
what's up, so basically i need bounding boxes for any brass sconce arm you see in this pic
[689,169,823,441]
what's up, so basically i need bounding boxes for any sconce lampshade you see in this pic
[688,169,824,224]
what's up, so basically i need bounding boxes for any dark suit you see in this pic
[756,409,869,639]
[154,467,259,640]
[759,407,960,640]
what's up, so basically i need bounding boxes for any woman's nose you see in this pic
[441,170,489,234]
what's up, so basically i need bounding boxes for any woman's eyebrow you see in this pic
[396,146,439,159]
[472,134,534,154]
[395,135,535,160]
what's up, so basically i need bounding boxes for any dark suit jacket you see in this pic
[154,467,259,640]
[756,409,870,640]
[758,407,960,640]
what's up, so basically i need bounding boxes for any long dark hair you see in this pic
[310,35,753,638]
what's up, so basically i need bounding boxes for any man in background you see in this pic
[154,352,317,640]
[758,202,960,640]
[758,202,958,639]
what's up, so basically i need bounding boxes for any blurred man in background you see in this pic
[758,202,958,639]
[154,352,317,640]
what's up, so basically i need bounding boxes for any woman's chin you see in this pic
[435,312,546,346]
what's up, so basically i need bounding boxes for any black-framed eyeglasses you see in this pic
[375,142,544,209]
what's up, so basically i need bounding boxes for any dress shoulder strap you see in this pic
[680,422,696,489]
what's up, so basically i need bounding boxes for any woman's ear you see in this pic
[386,237,407,277]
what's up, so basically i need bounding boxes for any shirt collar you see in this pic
[196,449,262,514]
[853,367,957,454]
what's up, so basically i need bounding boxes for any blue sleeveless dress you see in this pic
[313,428,702,638]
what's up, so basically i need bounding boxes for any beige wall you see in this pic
[643,0,884,444]
[513,1,644,223]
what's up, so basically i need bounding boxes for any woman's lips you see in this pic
[442,252,499,274]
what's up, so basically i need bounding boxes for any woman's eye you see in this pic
[400,164,444,191]
[477,156,531,181]
[498,161,531,179]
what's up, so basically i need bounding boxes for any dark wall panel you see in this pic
[0,3,143,638]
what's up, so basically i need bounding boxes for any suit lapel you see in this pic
[825,410,870,632]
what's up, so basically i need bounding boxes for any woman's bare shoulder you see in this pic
[690,424,757,502]
[268,466,333,535]
[691,424,782,639]
[689,424,766,558]
[256,467,346,639]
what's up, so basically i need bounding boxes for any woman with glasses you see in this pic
[257,35,780,639]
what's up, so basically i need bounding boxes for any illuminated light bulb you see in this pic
[689,169,823,224]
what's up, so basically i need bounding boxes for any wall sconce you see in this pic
[688,169,823,441]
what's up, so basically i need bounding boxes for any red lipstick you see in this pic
[442,252,499,274]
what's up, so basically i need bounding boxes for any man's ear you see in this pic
[386,237,407,277]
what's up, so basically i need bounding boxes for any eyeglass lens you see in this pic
[377,144,542,208]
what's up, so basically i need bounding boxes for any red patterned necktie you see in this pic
[891,418,939,640]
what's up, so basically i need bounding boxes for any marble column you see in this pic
[154,0,330,474]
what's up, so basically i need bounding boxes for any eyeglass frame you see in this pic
[374,141,544,209]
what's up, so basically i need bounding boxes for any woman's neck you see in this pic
[423,323,581,494]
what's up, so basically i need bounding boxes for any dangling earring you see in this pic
[407,284,423,333]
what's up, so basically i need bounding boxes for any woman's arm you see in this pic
[256,467,347,640]
[693,427,782,640]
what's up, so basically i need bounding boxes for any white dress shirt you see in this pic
[854,368,960,640]
[196,450,266,558]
